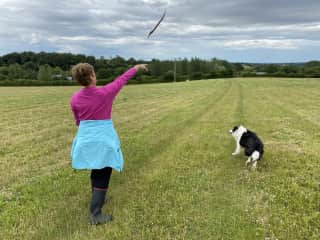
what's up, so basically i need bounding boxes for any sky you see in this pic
[0,0,320,62]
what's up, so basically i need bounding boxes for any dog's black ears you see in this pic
[232,126,239,132]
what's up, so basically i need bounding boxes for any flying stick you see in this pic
[147,10,166,38]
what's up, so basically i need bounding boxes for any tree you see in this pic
[163,71,174,82]
[0,74,6,80]
[0,66,9,76]
[109,56,126,68]
[305,61,320,68]
[265,64,279,74]
[2,52,21,65]
[37,65,52,81]
[190,57,201,73]
[97,68,112,79]
[7,64,24,80]
[281,65,299,74]
[180,58,189,75]
[23,61,38,71]
[233,63,244,73]
[149,59,162,77]
[114,67,127,77]
[127,57,137,66]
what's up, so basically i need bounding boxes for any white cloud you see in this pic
[56,44,87,54]
[30,33,41,44]
[0,0,320,62]
[20,33,42,45]
[223,39,299,49]
[223,39,320,50]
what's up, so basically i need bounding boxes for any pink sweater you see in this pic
[70,67,137,126]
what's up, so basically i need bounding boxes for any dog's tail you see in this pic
[257,143,264,160]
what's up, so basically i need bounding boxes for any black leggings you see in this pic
[91,167,112,190]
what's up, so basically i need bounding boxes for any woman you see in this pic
[70,63,148,225]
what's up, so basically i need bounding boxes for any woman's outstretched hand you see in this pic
[134,64,148,72]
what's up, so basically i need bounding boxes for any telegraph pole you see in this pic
[173,59,176,82]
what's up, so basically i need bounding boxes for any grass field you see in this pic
[0,78,319,240]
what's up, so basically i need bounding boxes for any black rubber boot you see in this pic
[89,189,113,225]
[90,185,111,203]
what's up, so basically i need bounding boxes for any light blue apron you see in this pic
[71,120,124,172]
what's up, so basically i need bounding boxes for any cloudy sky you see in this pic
[0,0,320,62]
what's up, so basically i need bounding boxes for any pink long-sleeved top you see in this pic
[70,67,137,126]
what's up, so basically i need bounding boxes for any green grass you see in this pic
[0,78,319,240]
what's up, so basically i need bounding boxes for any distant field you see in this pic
[0,78,319,240]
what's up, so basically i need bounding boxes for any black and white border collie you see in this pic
[229,125,264,169]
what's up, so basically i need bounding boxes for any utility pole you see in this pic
[173,59,176,82]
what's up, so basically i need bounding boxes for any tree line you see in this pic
[0,51,319,86]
